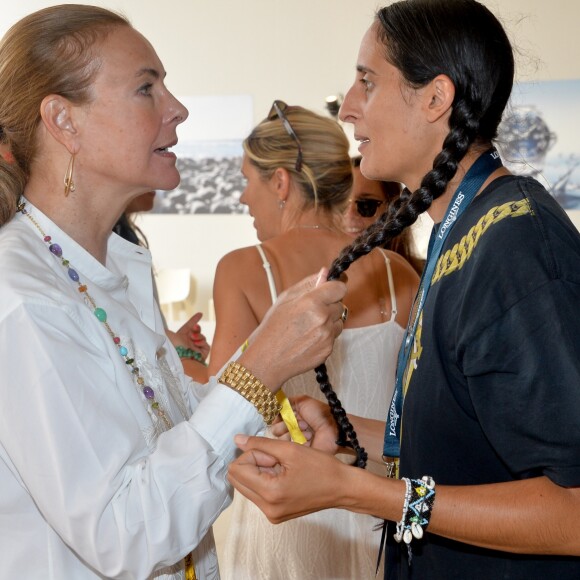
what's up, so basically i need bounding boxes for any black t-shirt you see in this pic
[387,176,580,579]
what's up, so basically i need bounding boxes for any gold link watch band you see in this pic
[219,362,282,425]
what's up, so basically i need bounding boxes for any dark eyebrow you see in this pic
[356,64,377,75]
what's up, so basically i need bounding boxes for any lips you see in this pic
[354,134,370,144]
[343,221,367,237]
[154,139,177,154]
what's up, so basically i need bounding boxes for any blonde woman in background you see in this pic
[210,102,419,579]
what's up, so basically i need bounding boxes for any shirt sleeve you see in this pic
[461,278,580,487]
[0,301,264,578]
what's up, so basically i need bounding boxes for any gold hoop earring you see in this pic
[64,153,76,197]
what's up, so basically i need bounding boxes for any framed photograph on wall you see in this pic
[152,95,253,214]
[496,78,580,211]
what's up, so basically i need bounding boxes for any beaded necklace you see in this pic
[18,198,198,579]
[17,200,172,430]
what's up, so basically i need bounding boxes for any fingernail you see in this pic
[234,434,249,446]
[315,268,325,287]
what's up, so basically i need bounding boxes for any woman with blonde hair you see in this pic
[0,6,346,578]
[211,102,419,579]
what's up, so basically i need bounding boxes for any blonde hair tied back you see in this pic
[243,106,352,213]
[0,4,130,226]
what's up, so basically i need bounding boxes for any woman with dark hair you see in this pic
[229,1,580,578]
[344,156,424,273]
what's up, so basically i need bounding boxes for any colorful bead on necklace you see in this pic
[17,200,172,430]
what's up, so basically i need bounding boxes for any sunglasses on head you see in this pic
[267,100,303,172]
[354,199,385,218]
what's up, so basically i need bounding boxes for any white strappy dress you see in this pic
[220,246,405,580]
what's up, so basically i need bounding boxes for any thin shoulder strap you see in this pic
[379,249,397,322]
[256,244,278,304]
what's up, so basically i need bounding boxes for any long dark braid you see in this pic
[314,0,514,469]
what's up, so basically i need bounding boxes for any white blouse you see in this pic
[0,201,263,579]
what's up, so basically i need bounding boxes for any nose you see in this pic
[343,199,357,218]
[239,187,248,206]
[339,84,358,124]
[167,93,189,126]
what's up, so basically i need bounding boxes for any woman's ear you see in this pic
[425,74,455,123]
[272,167,291,203]
[39,95,79,151]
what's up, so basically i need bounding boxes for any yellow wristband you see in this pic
[276,390,307,444]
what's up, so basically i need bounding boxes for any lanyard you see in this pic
[383,148,502,459]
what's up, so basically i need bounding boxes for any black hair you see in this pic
[113,213,149,248]
[316,0,514,468]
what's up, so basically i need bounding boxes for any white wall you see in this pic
[3,1,580,319]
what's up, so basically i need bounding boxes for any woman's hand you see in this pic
[270,395,340,455]
[238,268,346,390]
[167,312,211,361]
[228,435,351,523]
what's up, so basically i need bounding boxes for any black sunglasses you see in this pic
[354,199,385,218]
[268,100,303,172]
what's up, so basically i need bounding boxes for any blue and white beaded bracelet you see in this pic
[394,475,436,558]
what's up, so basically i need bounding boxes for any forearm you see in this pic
[343,470,580,556]
[236,344,282,392]
[430,476,580,555]
[348,414,386,464]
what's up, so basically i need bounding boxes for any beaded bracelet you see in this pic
[175,345,207,365]
[394,475,436,550]
[218,362,282,425]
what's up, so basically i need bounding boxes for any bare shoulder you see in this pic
[379,249,420,324]
[381,249,420,286]
[210,245,269,373]
[258,230,343,290]
[216,245,261,273]
[213,245,270,307]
